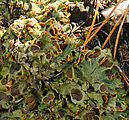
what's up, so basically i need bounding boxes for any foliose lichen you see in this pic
[0,0,129,120]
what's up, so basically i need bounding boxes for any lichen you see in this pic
[0,0,129,120]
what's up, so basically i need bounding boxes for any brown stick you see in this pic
[84,0,99,44]
[101,10,126,49]
[115,64,129,86]
[82,0,123,48]
[113,8,129,59]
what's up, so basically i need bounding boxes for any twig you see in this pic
[82,0,123,48]
[101,9,126,49]
[83,0,99,47]
[113,7,129,60]
[72,22,85,33]
[115,64,129,86]
[82,22,102,31]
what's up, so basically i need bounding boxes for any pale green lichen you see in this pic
[0,0,129,120]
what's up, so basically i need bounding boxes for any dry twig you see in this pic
[113,7,129,60]
[82,0,123,48]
